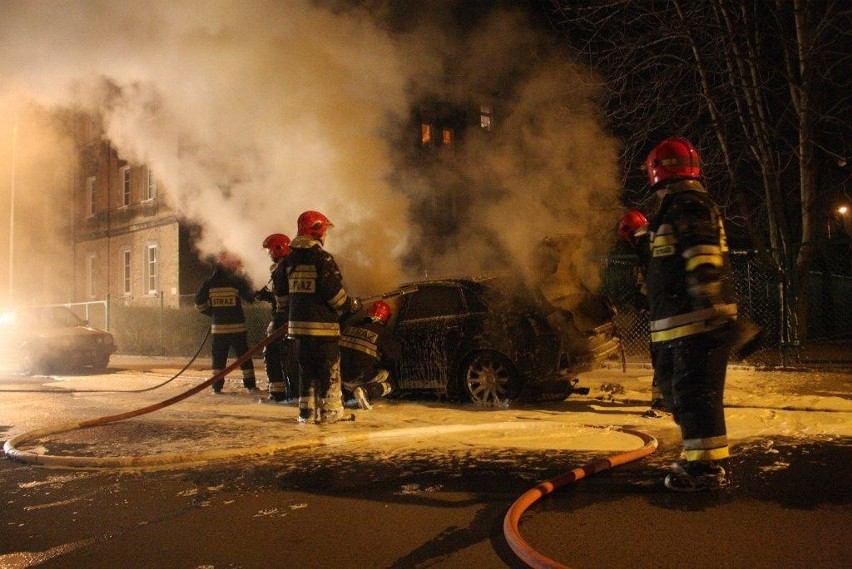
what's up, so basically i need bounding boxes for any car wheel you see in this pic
[91,354,110,371]
[20,347,44,376]
[460,351,520,408]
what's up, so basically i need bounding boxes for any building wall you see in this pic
[74,140,189,309]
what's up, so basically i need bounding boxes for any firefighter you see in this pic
[642,137,738,491]
[255,233,297,402]
[287,210,360,424]
[619,209,669,415]
[340,300,401,410]
[195,251,257,393]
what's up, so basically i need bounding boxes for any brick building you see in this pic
[74,139,206,310]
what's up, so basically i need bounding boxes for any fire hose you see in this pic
[3,324,287,466]
[503,426,658,569]
[0,327,211,394]
[5,323,660,567]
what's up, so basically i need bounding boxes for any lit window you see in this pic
[122,250,132,296]
[145,243,159,294]
[421,123,432,145]
[480,105,492,131]
[146,167,158,200]
[86,253,97,298]
[442,128,453,146]
[86,177,96,217]
[121,167,131,206]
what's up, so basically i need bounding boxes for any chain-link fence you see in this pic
[603,239,852,367]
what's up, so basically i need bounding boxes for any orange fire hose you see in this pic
[503,426,658,569]
[3,325,287,464]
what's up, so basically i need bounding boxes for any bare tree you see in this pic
[548,0,852,345]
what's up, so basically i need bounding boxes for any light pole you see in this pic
[8,121,17,305]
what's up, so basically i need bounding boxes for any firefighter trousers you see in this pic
[211,332,256,391]
[294,336,343,421]
[652,333,730,462]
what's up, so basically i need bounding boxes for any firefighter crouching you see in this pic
[256,233,299,402]
[340,300,402,410]
[287,210,360,424]
[195,251,257,393]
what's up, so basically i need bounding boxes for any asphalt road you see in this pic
[1,358,850,568]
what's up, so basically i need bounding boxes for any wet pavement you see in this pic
[0,358,850,568]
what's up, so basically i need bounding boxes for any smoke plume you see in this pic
[0,0,622,301]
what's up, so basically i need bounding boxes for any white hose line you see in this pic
[4,420,628,470]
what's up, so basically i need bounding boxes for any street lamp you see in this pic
[8,121,17,305]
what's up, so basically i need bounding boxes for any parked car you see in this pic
[0,306,117,375]
[370,275,620,407]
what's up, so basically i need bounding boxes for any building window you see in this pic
[122,249,132,296]
[442,128,454,146]
[480,105,492,131]
[421,123,432,145]
[86,177,96,217]
[86,253,97,298]
[145,167,158,200]
[144,243,159,294]
[121,167,131,206]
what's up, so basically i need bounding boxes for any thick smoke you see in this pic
[0,1,622,302]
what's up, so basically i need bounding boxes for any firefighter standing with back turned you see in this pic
[195,251,257,394]
[255,233,297,402]
[340,300,402,410]
[287,210,360,424]
[641,137,739,491]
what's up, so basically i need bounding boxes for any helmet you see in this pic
[644,137,701,187]
[262,233,291,260]
[619,210,649,244]
[297,210,333,241]
[367,300,392,324]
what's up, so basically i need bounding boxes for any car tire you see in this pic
[91,354,110,371]
[460,351,520,408]
[20,347,44,376]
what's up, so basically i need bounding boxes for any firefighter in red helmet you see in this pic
[255,233,297,402]
[340,299,402,410]
[195,251,257,394]
[286,210,360,423]
[639,137,742,491]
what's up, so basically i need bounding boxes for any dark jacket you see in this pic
[195,264,255,335]
[645,180,737,344]
[286,236,358,338]
[340,317,401,380]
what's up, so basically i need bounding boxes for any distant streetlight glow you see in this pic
[838,205,848,216]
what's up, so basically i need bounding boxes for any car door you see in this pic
[394,284,467,391]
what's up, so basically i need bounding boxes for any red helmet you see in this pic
[367,300,392,324]
[619,210,649,244]
[644,137,701,187]
[262,233,291,260]
[297,210,333,240]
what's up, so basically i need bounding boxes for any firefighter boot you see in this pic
[664,460,728,492]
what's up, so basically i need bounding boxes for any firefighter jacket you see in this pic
[340,317,401,380]
[257,258,289,328]
[286,236,358,338]
[645,180,738,345]
[195,265,254,335]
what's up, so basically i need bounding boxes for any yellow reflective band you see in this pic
[209,287,238,297]
[340,336,378,358]
[685,446,730,461]
[330,288,348,309]
[288,321,340,336]
[211,322,247,334]
[650,304,738,332]
[685,254,724,272]
[683,244,721,258]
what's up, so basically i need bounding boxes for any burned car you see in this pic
[0,306,117,375]
[375,276,620,406]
